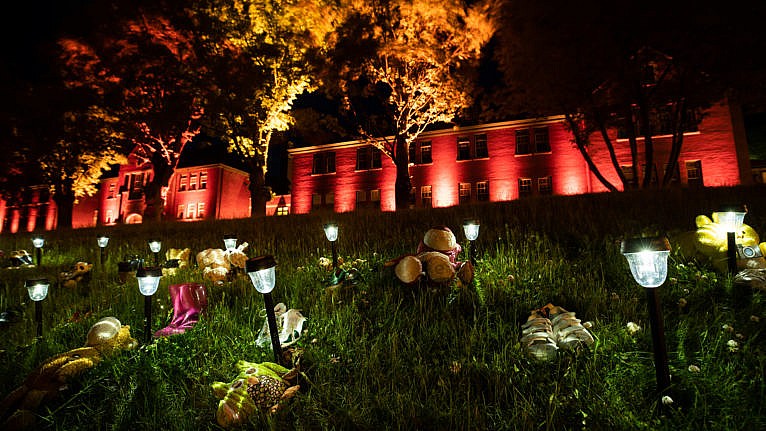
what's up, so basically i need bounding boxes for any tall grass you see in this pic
[0,185,765,430]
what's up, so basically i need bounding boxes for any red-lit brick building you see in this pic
[287,100,752,214]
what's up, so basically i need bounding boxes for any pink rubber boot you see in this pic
[154,283,208,337]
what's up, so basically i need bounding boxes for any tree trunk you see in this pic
[636,92,655,188]
[565,114,618,192]
[662,100,686,187]
[52,180,75,230]
[248,161,270,218]
[393,135,411,210]
[143,159,174,223]
[595,111,628,187]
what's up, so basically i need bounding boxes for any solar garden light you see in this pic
[32,235,44,266]
[323,223,339,268]
[621,236,671,396]
[462,219,480,265]
[223,234,238,252]
[148,239,162,266]
[97,235,109,267]
[26,278,50,338]
[136,267,162,344]
[714,204,747,275]
[246,255,282,365]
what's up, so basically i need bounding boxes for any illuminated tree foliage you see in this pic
[59,1,206,222]
[326,0,496,210]
[193,0,340,216]
[492,0,765,191]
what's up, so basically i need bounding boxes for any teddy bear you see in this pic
[196,242,249,283]
[386,226,474,287]
[165,248,191,269]
[675,213,766,274]
[58,261,93,289]
[211,360,300,428]
[0,317,137,431]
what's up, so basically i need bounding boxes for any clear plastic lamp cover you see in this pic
[32,237,44,248]
[623,250,670,288]
[324,224,338,242]
[27,282,49,301]
[715,211,746,232]
[137,275,162,296]
[148,241,162,253]
[97,236,109,248]
[463,223,480,241]
[223,238,237,251]
[248,267,276,293]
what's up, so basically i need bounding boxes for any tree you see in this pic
[59,1,207,222]
[491,0,766,191]
[193,0,340,217]
[325,0,496,210]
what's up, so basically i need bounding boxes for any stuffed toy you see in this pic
[676,213,766,273]
[196,243,249,284]
[6,250,34,269]
[211,361,300,428]
[165,248,191,269]
[58,261,93,289]
[0,317,137,431]
[255,303,307,348]
[386,226,474,287]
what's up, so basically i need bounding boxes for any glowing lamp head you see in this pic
[25,278,50,301]
[463,219,481,241]
[714,204,747,232]
[136,267,163,296]
[621,236,671,288]
[223,234,237,251]
[323,223,339,242]
[246,255,277,294]
[97,235,109,248]
[148,239,162,253]
[32,236,44,249]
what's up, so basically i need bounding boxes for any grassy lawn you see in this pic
[0,185,765,430]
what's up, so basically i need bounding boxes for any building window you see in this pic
[312,152,336,174]
[410,141,432,164]
[475,134,488,158]
[108,183,116,199]
[312,193,322,208]
[476,181,489,201]
[686,160,703,187]
[325,192,334,206]
[177,205,185,219]
[519,178,532,196]
[516,130,530,155]
[179,174,187,191]
[621,164,636,187]
[198,202,206,218]
[127,172,145,200]
[370,189,381,205]
[190,174,198,190]
[459,182,471,204]
[356,190,367,203]
[200,172,208,190]
[421,185,432,208]
[409,187,417,208]
[106,210,114,224]
[356,146,382,170]
[538,176,553,194]
[276,205,289,216]
[186,203,196,219]
[457,137,471,161]
[534,127,551,152]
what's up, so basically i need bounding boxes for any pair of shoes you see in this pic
[521,304,594,361]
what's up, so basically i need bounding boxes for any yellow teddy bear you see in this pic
[678,213,766,273]
[0,317,137,431]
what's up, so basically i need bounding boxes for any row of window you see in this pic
[619,160,703,186]
[178,171,208,191]
[311,127,552,174]
[177,202,206,219]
